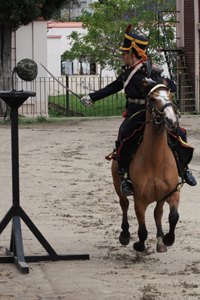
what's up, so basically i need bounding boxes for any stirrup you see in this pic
[120,179,134,196]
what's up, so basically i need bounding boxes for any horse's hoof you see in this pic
[163,233,175,246]
[119,232,130,246]
[157,237,167,253]
[133,242,145,252]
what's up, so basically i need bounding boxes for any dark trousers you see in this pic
[118,110,146,142]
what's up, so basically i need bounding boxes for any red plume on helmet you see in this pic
[126,24,132,33]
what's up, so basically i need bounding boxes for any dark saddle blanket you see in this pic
[106,125,194,170]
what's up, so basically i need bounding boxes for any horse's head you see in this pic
[142,78,180,132]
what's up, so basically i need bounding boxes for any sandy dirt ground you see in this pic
[0,115,200,300]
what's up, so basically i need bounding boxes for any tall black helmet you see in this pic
[119,24,148,60]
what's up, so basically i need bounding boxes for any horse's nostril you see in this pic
[166,117,173,125]
[165,117,179,130]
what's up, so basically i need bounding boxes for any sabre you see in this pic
[40,63,81,99]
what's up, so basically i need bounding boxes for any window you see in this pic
[80,1,87,8]
[61,58,96,75]
[90,62,96,75]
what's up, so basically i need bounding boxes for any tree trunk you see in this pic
[0,25,12,115]
[99,66,102,90]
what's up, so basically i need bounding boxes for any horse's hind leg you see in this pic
[154,201,167,252]
[111,160,130,246]
[163,193,180,247]
[134,201,148,252]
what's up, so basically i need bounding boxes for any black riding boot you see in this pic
[116,141,133,196]
[118,168,134,196]
[184,167,197,186]
[179,132,197,186]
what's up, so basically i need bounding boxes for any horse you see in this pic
[111,79,181,253]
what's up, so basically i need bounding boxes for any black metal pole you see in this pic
[178,73,182,112]
[11,107,20,207]
[158,11,160,48]
[66,74,69,117]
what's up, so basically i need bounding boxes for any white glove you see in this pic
[80,95,94,107]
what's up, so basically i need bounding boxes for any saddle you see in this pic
[106,125,194,173]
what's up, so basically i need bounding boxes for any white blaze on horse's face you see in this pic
[157,89,178,131]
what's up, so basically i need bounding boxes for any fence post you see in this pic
[195,75,199,113]
[178,73,181,113]
[66,74,69,117]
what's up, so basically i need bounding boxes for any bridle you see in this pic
[146,84,180,130]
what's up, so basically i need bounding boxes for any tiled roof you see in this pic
[48,22,83,28]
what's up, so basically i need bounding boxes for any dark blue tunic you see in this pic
[89,61,176,140]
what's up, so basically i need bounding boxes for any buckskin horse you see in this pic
[111,79,181,253]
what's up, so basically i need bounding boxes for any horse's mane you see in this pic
[141,78,165,96]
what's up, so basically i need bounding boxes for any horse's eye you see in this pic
[150,96,156,102]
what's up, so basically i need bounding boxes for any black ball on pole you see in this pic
[16,58,38,81]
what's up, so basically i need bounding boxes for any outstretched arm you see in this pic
[80,73,124,107]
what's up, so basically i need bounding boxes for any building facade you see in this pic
[62,0,95,21]
[176,0,200,111]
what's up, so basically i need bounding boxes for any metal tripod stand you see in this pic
[0,90,89,274]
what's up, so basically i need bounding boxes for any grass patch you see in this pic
[37,115,48,123]
[48,93,126,117]
[18,116,69,125]
[48,108,68,118]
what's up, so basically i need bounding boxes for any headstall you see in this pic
[146,84,180,129]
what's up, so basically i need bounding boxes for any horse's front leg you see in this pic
[154,201,167,252]
[134,201,148,252]
[111,160,130,246]
[163,192,180,247]
[119,195,130,245]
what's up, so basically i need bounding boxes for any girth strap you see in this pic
[156,181,184,203]
[157,146,185,203]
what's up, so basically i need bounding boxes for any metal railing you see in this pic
[12,75,126,117]
[1,74,199,117]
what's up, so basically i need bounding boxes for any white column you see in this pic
[176,0,184,48]
[194,0,199,112]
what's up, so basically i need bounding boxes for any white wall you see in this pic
[16,19,47,77]
[47,22,115,77]
[48,23,86,53]
[47,36,62,78]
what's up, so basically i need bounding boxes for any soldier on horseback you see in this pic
[80,25,196,196]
